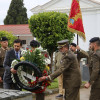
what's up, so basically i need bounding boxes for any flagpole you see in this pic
[77,34,79,45]
[67,0,86,41]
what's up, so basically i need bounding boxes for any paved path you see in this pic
[33,88,90,100]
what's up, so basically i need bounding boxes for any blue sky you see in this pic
[0,0,50,25]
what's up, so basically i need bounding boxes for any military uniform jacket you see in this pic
[0,47,10,67]
[75,49,89,63]
[50,50,81,89]
[54,51,63,70]
[89,49,100,88]
[87,50,94,76]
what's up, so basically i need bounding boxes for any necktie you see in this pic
[16,52,19,59]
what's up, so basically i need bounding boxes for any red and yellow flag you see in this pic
[67,0,86,40]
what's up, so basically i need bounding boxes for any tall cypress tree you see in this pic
[4,0,28,24]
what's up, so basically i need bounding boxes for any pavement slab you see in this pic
[33,88,90,100]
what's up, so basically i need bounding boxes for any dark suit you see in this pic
[50,50,81,100]
[3,49,21,90]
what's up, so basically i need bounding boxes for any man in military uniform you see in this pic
[87,43,94,76]
[39,39,81,100]
[70,43,89,65]
[54,49,64,98]
[84,37,100,100]
[0,37,10,88]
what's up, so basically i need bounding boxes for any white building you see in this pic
[30,0,100,51]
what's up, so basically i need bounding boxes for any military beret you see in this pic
[30,40,40,48]
[89,37,100,43]
[70,43,76,47]
[57,39,69,49]
[0,37,8,41]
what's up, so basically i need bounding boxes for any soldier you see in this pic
[84,37,100,100]
[0,37,10,88]
[87,43,94,76]
[70,43,89,66]
[54,50,64,98]
[39,39,81,100]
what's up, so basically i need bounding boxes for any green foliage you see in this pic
[0,31,17,47]
[47,78,58,89]
[23,49,46,72]
[29,11,74,55]
[4,0,28,24]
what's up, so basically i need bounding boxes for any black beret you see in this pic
[89,37,100,43]
[30,40,40,48]
[0,37,8,41]
[70,43,76,47]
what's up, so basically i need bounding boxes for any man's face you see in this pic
[14,43,21,52]
[60,47,67,53]
[70,45,76,52]
[1,41,8,48]
[89,43,92,50]
[90,42,95,51]
[59,48,62,52]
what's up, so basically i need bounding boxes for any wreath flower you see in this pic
[11,48,51,93]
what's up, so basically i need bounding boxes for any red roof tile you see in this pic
[0,24,32,35]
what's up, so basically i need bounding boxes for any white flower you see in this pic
[11,60,18,68]
[21,50,27,56]
[11,59,19,83]
[45,58,51,65]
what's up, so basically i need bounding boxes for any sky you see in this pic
[0,0,50,25]
[0,0,100,25]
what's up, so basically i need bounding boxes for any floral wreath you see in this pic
[11,48,51,93]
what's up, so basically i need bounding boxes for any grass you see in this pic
[47,78,58,89]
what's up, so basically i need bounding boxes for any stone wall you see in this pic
[0,89,32,100]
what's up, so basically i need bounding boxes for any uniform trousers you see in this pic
[65,87,80,100]
[57,74,64,95]
[90,87,100,100]
[0,67,5,88]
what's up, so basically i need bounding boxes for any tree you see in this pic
[0,31,17,47]
[29,11,74,71]
[4,0,28,24]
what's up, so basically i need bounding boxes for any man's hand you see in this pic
[76,45,80,51]
[38,76,48,82]
[11,68,17,74]
[0,77,3,83]
[84,82,90,89]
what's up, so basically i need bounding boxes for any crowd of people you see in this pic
[0,36,100,100]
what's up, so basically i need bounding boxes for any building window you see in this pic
[22,40,26,44]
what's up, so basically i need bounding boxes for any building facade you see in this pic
[30,0,100,51]
[0,24,33,49]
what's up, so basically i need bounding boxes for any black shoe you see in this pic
[56,94,63,98]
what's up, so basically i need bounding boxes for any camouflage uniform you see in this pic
[0,47,10,88]
[75,49,89,66]
[50,50,81,100]
[89,49,100,100]
[87,50,94,76]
